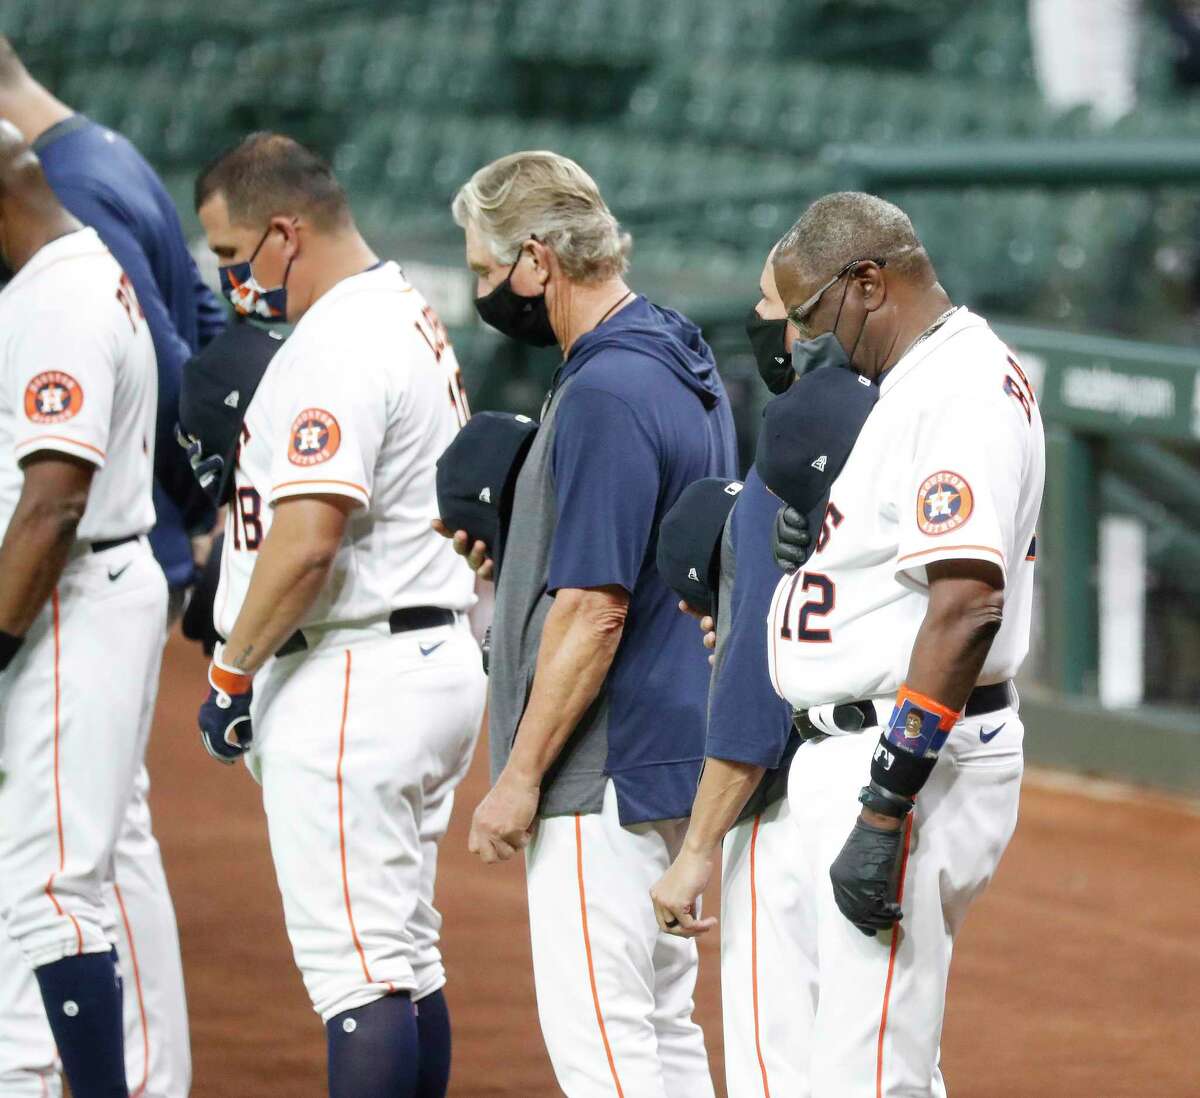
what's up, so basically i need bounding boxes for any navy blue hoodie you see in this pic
[488,294,737,825]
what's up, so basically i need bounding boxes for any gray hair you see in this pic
[775,192,929,284]
[452,150,631,284]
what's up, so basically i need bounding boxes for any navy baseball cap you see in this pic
[178,322,284,506]
[656,477,744,616]
[436,411,538,578]
[754,365,879,564]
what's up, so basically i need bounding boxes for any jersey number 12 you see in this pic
[780,571,835,643]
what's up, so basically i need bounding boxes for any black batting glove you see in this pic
[771,505,811,573]
[829,816,907,936]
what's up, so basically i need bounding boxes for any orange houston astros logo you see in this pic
[916,470,974,536]
[25,371,84,424]
[288,408,341,466]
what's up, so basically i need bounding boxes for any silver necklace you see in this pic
[904,305,958,358]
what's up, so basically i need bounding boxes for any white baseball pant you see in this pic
[0,541,170,1088]
[0,767,190,1098]
[721,795,814,1098]
[249,618,485,1021]
[525,780,715,1098]
[784,699,1024,1097]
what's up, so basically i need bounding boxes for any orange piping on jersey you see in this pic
[271,478,369,499]
[336,649,396,994]
[18,435,106,460]
[44,589,84,954]
[896,544,1004,566]
[575,815,625,1097]
[114,882,150,1097]
[750,814,772,1097]
[875,815,914,1098]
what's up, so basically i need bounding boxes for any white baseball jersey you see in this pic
[0,228,156,540]
[214,261,474,638]
[768,307,1045,709]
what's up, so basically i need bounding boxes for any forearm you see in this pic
[0,502,81,635]
[507,598,623,783]
[681,757,766,856]
[904,600,1001,709]
[222,538,334,672]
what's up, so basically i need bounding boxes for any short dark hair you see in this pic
[775,191,930,285]
[194,132,351,231]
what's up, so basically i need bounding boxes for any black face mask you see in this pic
[744,309,794,394]
[474,252,558,347]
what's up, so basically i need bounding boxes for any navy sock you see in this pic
[326,992,418,1098]
[33,949,128,1098]
[414,989,452,1098]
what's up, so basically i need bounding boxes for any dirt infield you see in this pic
[149,635,1200,1096]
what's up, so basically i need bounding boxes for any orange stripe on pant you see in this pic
[45,588,84,955]
[875,815,915,1098]
[574,814,625,1097]
[335,649,395,995]
[114,882,150,1098]
[749,814,771,1098]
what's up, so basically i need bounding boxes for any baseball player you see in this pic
[446,151,735,1098]
[0,123,164,1098]
[763,192,1043,1096]
[650,247,817,1097]
[193,133,483,1098]
[0,36,227,1095]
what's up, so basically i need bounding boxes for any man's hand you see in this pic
[677,600,717,666]
[772,505,812,573]
[829,812,907,936]
[198,643,253,763]
[650,846,719,938]
[432,519,494,581]
[468,767,539,863]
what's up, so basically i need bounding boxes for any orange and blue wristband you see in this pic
[869,686,962,802]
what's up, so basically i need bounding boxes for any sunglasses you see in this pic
[786,256,887,339]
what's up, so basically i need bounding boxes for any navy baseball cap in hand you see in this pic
[436,411,538,578]
[657,477,744,616]
[755,365,878,560]
[179,322,285,506]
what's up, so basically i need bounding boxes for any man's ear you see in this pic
[270,215,301,260]
[858,261,887,313]
[525,238,553,288]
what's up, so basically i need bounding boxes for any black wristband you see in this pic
[0,630,24,673]
[858,780,913,819]
[870,733,937,800]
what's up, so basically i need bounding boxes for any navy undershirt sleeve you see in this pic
[548,384,661,595]
[706,469,794,767]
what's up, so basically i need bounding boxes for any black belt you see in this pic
[275,606,456,658]
[793,681,1013,742]
[91,535,139,554]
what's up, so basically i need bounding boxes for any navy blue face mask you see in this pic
[218,225,293,323]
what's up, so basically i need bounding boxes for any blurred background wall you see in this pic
[5,0,1199,785]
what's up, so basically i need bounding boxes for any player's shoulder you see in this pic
[1,230,133,337]
[294,263,436,361]
[916,311,1028,399]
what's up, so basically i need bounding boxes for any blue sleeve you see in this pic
[547,384,660,594]
[191,258,228,348]
[706,471,794,767]
[57,183,214,530]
